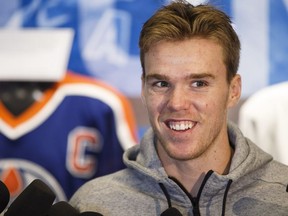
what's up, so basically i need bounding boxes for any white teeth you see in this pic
[169,121,194,131]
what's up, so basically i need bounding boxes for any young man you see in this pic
[70,1,288,215]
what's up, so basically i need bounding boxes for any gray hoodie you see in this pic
[70,123,288,215]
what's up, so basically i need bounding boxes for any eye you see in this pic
[154,81,169,88]
[191,80,208,88]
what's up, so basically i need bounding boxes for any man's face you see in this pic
[141,38,241,161]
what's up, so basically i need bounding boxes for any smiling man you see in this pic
[70,1,288,215]
[141,37,240,198]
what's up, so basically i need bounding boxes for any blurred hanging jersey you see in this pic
[0,28,138,201]
[0,71,138,200]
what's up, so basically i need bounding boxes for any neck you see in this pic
[158,140,234,197]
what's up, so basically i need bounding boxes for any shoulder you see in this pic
[57,71,128,101]
[58,71,137,120]
[69,169,145,213]
[260,160,288,183]
[71,168,141,196]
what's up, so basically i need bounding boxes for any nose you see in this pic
[166,86,190,111]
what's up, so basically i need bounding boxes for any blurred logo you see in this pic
[0,159,66,202]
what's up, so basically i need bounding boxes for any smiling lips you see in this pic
[167,120,195,131]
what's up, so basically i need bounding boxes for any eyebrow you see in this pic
[145,73,168,81]
[144,72,216,81]
[188,73,216,80]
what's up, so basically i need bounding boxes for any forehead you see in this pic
[144,38,226,77]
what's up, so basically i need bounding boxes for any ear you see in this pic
[227,74,241,108]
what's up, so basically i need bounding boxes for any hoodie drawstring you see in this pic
[159,183,173,208]
[221,179,233,216]
[159,175,233,216]
[159,183,183,216]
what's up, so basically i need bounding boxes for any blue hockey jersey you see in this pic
[0,72,138,200]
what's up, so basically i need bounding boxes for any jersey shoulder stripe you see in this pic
[0,71,138,148]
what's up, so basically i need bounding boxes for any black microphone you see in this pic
[4,179,56,216]
[79,212,103,216]
[47,201,78,216]
[160,207,182,216]
[0,180,10,213]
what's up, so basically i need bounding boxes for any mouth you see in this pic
[166,120,196,131]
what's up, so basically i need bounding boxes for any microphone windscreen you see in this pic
[4,179,56,216]
[79,212,103,216]
[160,207,182,216]
[0,181,10,213]
[48,201,78,216]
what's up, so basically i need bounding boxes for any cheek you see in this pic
[199,93,228,113]
[192,96,213,110]
[145,94,167,116]
[142,92,157,111]
[147,98,162,113]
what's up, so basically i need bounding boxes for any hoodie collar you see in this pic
[124,127,167,181]
[125,122,272,179]
[227,121,273,180]
[123,122,273,203]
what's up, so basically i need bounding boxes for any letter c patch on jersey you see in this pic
[66,126,103,178]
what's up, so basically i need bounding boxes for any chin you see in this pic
[168,153,194,161]
[166,147,194,160]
